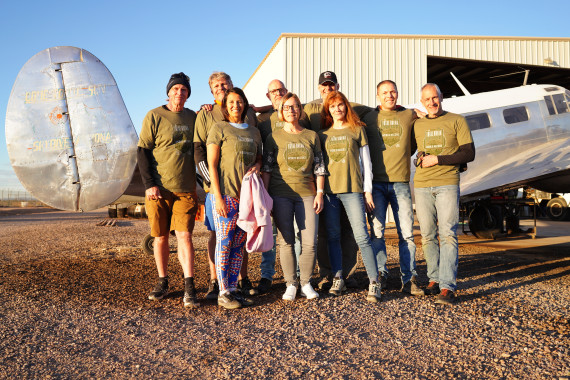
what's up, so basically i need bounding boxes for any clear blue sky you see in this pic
[1,0,567,191]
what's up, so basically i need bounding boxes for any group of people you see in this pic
[137,70,475,310]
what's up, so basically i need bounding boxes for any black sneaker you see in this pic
[205,279,219,300]
[380,275,388,291]
[426,281,440,295]
[238,277,259,296]
[183,278,199,308]
[231,291,254,307]
[256,278,272,294]
[401,276,425,296]
[435,289,456,305]
[344,276,359,288]
[218,292,241,309]
[148,277,169,300]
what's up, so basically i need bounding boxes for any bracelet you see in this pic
[316,189,324,193]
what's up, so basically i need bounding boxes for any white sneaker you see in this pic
[329,277,346,296]
[282,284,297,301]
[300,283,320,300]
[366,281,381,303]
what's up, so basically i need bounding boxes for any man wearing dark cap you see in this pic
[138,72,199,308]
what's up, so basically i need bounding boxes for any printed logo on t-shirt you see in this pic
[423,129,445,155]
[235,136,257,167]
[284,142,310,171]
[326,135,348,162]
[380,118,402,147]
[173,124,192,154]
[274,121,284,132]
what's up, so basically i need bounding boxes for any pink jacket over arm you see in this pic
[237,173,274,253]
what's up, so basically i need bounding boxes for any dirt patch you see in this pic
[0,210,568,378]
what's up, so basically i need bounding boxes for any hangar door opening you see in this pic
[427,56,570,97]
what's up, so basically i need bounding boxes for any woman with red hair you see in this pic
[319,91,381,302]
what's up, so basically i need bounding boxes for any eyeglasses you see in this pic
[283,104,300,112]
[269,88,287,96]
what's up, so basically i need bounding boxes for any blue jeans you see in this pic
[368,182,417,284]
[204,193,215,231]
[260,220,301,281]
[414,185,460,291]
[324,192,378,282]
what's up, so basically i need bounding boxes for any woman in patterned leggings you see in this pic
[207,88,262,309]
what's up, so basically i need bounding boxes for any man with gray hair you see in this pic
[257,79,287,124]
[413,83,475,305]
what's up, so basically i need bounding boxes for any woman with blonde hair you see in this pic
[319,91,381,302]
[262,92,326,301]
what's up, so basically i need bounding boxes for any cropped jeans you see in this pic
[324,192,378,282]
[414,185,460,291]
[368,181,417,284]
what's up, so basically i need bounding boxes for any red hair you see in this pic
[320,91,364,131]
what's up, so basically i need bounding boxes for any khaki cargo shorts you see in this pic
[145,190,198,237]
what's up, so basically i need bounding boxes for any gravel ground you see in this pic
[0,208,568,379]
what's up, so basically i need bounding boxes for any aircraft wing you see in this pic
[460,137,570,198]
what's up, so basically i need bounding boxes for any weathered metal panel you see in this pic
[5,46,138,211]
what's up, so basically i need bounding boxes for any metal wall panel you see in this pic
[246,35,570,108]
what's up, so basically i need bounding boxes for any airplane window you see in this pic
[503,106,529,124]
[544,96,556,115]
[465,113,491,131]
[552,94,569,114]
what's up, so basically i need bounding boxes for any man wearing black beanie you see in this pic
[138,72,200,308]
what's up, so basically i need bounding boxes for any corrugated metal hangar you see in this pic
[244,33,570,107]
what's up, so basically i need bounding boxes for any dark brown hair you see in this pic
[221,87,249,123]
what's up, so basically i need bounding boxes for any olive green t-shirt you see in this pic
[258,110,311,144]
[304,99,374,132]
[206,121,262,200]
[138,106,197,193]
[413,111,473,188]
[363,108,416,183]
[193,103,257,192]
[319,126,368,194]
[263,128,322,198]
[257,110,273,124]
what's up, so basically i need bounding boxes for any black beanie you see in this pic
[166,72,191,96]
